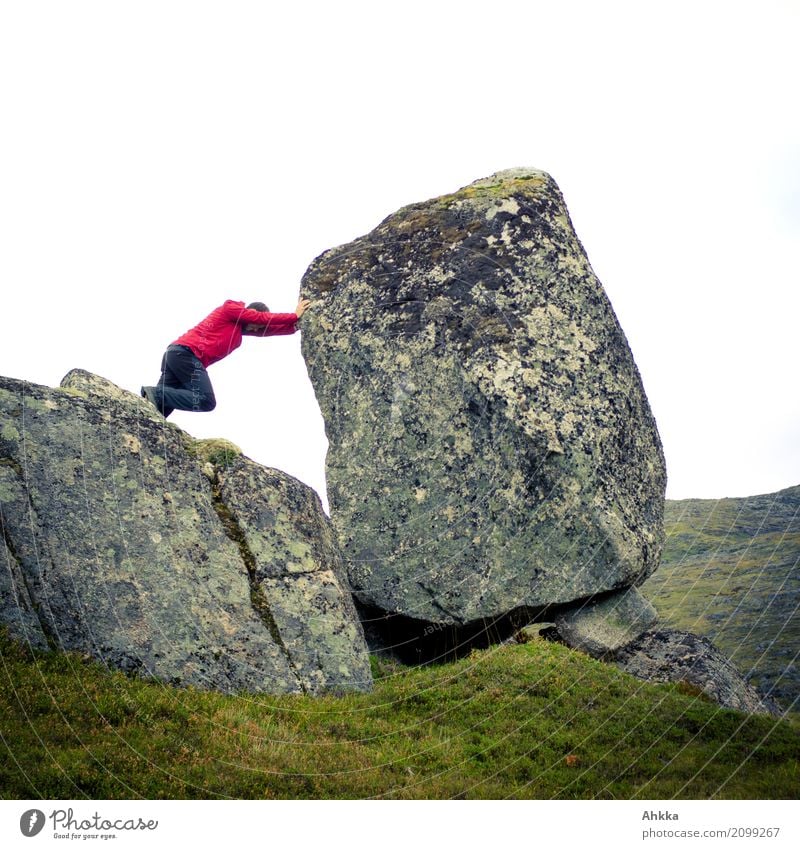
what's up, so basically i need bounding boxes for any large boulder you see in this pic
[301,168,666,625]
[0,370,371,695]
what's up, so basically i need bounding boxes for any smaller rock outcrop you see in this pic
[614,628,780,716]
[540,588,775,714]
[0,370,371,695]
[552,587,658,658]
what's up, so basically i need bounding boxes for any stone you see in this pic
[0,371,371,695]
[614,628,780,715]
[0,502,49,652]
[301,168,666,625]
[553,587,658,658]
[214,457,372,692]
[61,369,153,409]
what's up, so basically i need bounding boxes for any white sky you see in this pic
[1,0,798,506]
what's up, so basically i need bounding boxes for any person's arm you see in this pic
[231,299,312,335]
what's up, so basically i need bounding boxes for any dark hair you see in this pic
[246,301,269,312]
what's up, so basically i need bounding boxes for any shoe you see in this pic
[140,386,159,409]
[141,386,173,419]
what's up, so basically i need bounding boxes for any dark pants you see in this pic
[155,345,216,418]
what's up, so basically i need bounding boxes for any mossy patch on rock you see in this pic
[189,437,243,469]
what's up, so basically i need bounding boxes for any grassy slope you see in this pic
[1,632,798,800]
[642,486,800,711]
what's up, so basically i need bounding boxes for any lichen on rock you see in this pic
[301,168,667,626]
[614,628,781,716]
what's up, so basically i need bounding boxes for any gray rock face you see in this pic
[614,628,780,716]
[213,458,371,691]
[301,168,666,625]
[553,587,658,658]
[0,370,371,695]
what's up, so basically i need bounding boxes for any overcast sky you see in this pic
[1,0,798,507]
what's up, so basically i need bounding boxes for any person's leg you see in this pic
[157,346,216,414]
[151,351,175,417]
[141,352,175,417]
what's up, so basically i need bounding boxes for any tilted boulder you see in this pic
[301,168,666,625]
[0,370,371,695]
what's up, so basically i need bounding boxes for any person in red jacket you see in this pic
[141,298,311,418]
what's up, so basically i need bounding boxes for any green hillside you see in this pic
[1,630,798,800]
[643,486,800,712]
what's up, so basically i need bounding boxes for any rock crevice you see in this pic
[205,463,291,664]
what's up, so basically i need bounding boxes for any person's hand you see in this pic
[295,298,311,318]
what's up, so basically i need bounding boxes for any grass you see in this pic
[1,630,798,800]
[643,486,800,712]
[185,437,242,468]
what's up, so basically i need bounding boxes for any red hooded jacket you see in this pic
[172,300,299,368]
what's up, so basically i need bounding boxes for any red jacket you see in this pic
[172,300,299,368]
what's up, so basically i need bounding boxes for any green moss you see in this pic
[207,484,254,570]
[59,387,89,399]
[431,173,548,208]
[205,470,290,662]
[189,438,243,469]
[249,583,284,648]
